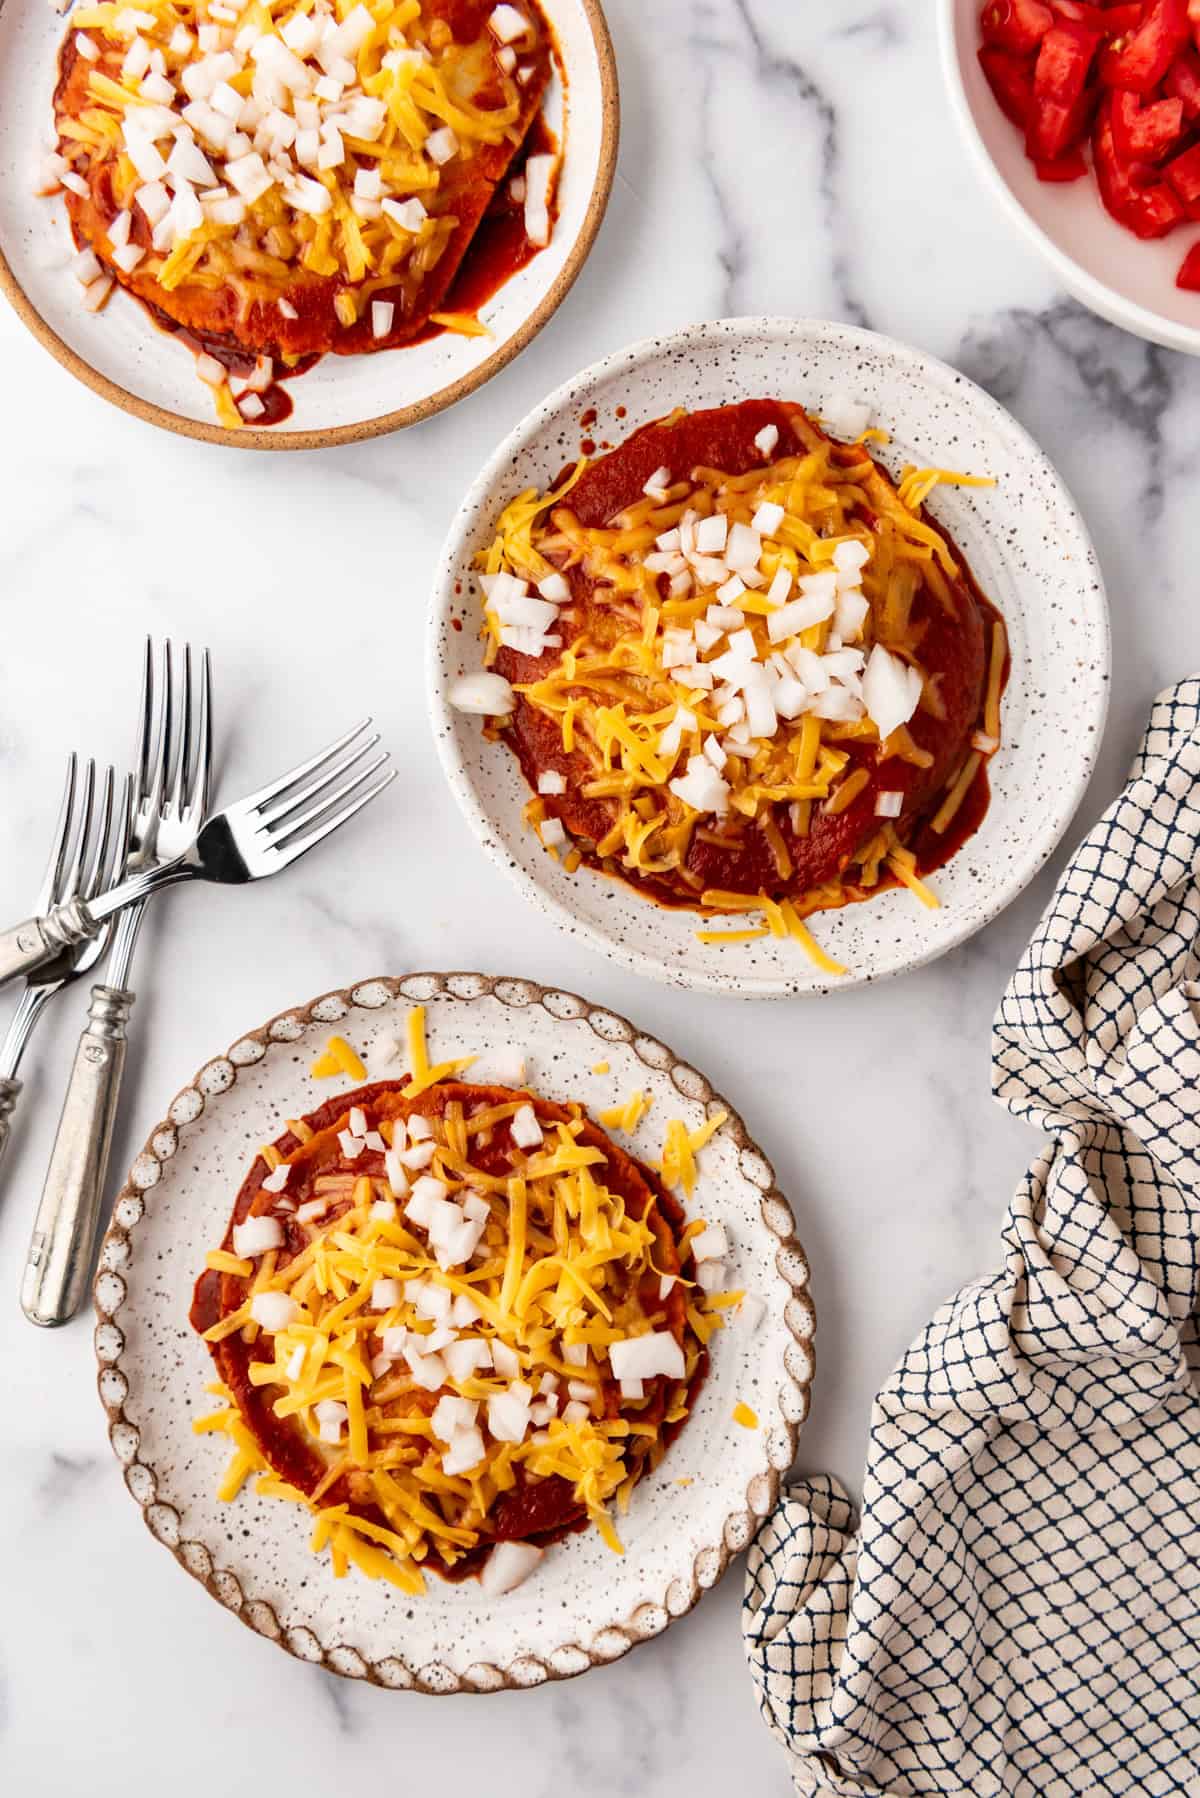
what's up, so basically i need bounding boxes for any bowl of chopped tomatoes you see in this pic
[940,0,1200,353]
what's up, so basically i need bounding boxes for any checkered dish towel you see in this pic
[745,681,1200,1797]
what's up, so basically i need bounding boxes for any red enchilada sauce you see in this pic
[191,1079,705,1581]
[494,399,1007,916]
[52,0,561,423]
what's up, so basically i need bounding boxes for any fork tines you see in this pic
[250,719,396,861]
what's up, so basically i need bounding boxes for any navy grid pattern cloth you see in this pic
[744,681,1200,1796]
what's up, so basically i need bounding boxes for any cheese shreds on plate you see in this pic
[450,400,1007,977]
[191,1007,737,1591]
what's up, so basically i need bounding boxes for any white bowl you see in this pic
[0,0,617,449]
[428,316,1111,999]
[939,0,1200,355]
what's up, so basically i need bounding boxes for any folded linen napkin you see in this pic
[744,680,1200,1796]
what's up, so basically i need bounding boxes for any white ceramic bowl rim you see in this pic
[428,313,1111,997]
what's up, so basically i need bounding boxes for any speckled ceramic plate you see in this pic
[0,0,617,450]
[93,972,814,1689]
[429,316,1110,997]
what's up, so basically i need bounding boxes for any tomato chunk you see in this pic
[981,0,1055,51]
[1052,1,1143,31]
[1164,44,1200,111]
[1094,96,1190,230]
[978,44,1038,124]
[1110,87,1186,159]
[1165,139,1200,208]
[1177,239,1200,284]
[1033,145,1092,175]
[1028,21,1101,158]
[1099,0,1189,92]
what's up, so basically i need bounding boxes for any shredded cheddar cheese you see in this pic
[199,1007,736,1588]
[310,1033,368,1082]
[731,1401,758,1429]
[471,408,1005,977]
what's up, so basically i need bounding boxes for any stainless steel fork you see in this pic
[0,718,394,986]
[0,757,129,1172]
[20,640,211,1327]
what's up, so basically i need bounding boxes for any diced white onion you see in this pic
[691,1222,728,1262]
[371,299,394,340]
[510,1103,543,1149]
[754,423,779,457]
[537,770,566,796]
[232,1215,283,1257]
[488,4,529,44]
[480,1540,543,1595]
[823,393,872,440]
[448,671,515,716]
[862,644,923,742]
[261,1161,290,1193]
[608,1331,686,1382]
[442,1427,486,1477]
[874,790,903,819]
[523,151,554,248]
[314,1399,347,1443]
[250,1291,299,1332]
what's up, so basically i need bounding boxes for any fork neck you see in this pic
[77,851,192,927]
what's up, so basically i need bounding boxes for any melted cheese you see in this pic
[200,1008,734,1587]
[479,421,1001,973]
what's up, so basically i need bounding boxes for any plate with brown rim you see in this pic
[93,972,814,1689]
[0,0,617,450]
[428,316,1110,997]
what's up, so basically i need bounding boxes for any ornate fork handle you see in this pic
[20,984,134,1327]
[0,858,194,990]
[0,900,99,986]
[0,1075,21,1170]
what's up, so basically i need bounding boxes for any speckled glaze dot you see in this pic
[427,318,1111,997]
[91,973,814,1692]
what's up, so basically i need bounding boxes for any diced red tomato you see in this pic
[1052,2,1143,32]
[1094,95,1189,230]
[1165,139,1200,209]
[1110,87,1186,157]
[1028,22,1101,157]
[1099,0,1189,91]
[981,0,1055,51]
[978,0,1200,295]
[1164,44,1200,110]
[1034,145,1092,174]
[978,44,1038,124]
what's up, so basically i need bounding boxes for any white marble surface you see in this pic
[2,0,1198,1791]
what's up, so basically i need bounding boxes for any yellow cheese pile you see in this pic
[197,1011,740,1590]
[474,422,1006,969]
[49,0,537,329]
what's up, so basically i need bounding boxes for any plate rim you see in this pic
[92,969,816,1691]
[427,312,1112,998]
[0,0,620,451]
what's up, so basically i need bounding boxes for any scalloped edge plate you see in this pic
[94,971,815,1689]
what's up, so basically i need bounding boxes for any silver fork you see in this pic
[0,719,395,986]
[20,640,211,1328]
[0,757,129,1173]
